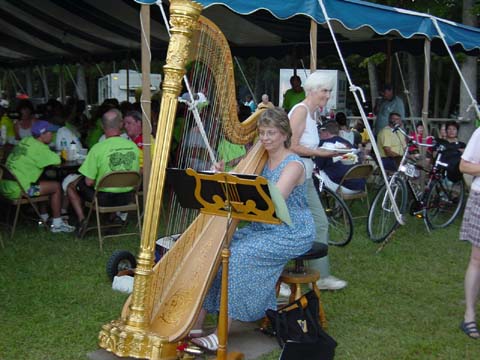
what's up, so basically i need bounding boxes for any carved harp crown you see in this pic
[98,1,267,359]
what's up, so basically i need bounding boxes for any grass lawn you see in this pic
[1,210,479,359]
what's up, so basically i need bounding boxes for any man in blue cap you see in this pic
[0,120,75,233]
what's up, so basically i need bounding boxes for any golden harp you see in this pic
[99,1,269,358]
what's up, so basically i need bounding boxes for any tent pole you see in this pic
[140,4,152,204]
[421,39,431,133]
[317,0,403,224]
[126,53,130,102]
[309,20,317,73]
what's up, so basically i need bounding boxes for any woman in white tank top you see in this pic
[287,71,347,291]
[15,100,36,140]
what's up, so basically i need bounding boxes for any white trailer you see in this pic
[97,69,161,104]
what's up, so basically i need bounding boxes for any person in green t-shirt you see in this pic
[0,120,76,233]
[67,109,140,234]
[282,75,306,113]
[217,138,246,172]
[0,104,15,144]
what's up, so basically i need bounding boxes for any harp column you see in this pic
[98,1,202,359]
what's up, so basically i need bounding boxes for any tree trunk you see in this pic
[367,60,379,110]
[407,54,420,117]
[41,66,49,100]
[75,64,88,101]
[433,60,443,118]
[458,0,478,141]
[25,67,33,97]
[253,58,261,104]
[441,68,455,118]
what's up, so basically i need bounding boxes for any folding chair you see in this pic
[80,171,142,251]
[0,164,50,239]
[336,164,374,219]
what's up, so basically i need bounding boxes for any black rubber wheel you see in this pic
[106,250,137,281]
[425,179,465,229]
[313,177,354,247]
[367,176,407,243]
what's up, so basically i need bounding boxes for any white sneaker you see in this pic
[278,283,292,297]
[51,222,76,233]
[316,276,347,290]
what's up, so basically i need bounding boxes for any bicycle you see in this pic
[313,167,354,247]
[367,125,465,243]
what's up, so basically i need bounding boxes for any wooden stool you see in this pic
[277,242,329,328]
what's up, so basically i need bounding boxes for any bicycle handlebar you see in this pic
[392,124,439,149]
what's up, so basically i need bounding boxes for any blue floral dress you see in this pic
[203,153,315,321]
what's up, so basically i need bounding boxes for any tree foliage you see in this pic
[370,0,463,20]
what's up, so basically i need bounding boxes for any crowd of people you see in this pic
[1,71,477,348]
[0,97,150,235]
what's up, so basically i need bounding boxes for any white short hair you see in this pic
[304,71,335,95]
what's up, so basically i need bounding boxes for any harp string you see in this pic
[164,20,228,238]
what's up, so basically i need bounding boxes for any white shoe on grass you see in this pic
[316,276,347,290]
[51,222,75,233]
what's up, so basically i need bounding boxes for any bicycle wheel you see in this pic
[425,178,465,229]
[367,176,407,243]
[317,186,354,247]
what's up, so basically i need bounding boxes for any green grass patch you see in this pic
[1,212,479,359]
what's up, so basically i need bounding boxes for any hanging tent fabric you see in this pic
[197,0,480,53]
[1,0,480,67]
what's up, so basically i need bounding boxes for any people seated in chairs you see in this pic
[0,100,16,145]
[14,99,37,140]
[190,108,315,352]
[0,120,75,233]
[55,100,83,152]
[435,121,466,183]
[315,121,365,194]
[409,123,433,154]
[123,110,155,171]
[436,121,466,153]
[377,112,407,172]
[335,112,357,148]
[67,109,140,235]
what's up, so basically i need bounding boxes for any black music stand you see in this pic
[167,168,286,360]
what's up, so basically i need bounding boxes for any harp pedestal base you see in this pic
[98,319,177,360]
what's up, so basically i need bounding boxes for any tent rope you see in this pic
[318,0,404,225]
[64,66,83,99]
[234,57,256,104]
[395,53,414,121]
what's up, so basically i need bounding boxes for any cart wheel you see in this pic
[106,250,136,281]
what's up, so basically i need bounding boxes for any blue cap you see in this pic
[31,120,55,136]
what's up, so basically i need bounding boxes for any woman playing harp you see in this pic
[99,2,272,358]
[190,108,315,352]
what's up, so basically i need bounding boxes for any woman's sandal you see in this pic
[190,333,219,353]
[460,321,480,339]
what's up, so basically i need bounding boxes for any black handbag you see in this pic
[265,290,337,360]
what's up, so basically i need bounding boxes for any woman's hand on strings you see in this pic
[211,160,225,172]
